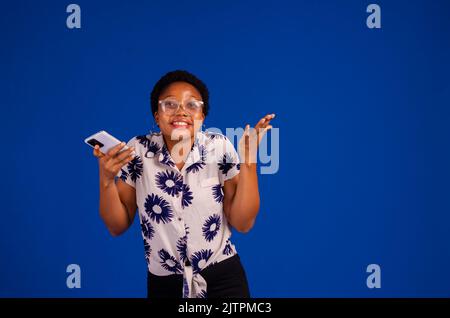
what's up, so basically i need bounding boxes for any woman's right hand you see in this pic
[93,142,135,186]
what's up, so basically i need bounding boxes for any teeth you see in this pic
[173,122,188,126]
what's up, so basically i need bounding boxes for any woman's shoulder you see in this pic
[131,132,163,145]
[200,131,237,156]
[127,132,164,156]
[203,130,228,142]
[201,131,231,149]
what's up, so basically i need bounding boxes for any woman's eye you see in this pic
[165,101,178,108]
[187,101,200,109]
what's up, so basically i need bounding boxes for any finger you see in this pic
[93,145,105,158]
[245,124,252,140]
[112,154,134,171]
[261,125,273,135]
[258,125,273,143]
[255,114,275,129]
[107,142,127,157]
[261,114,276,129]
[254,117,265,129]
[262,113,275,124]
[115,146,135,162]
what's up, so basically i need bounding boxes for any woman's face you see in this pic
[154,81,205,140]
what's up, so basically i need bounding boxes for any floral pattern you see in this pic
[144,193,173,224]
[116,132,241,298]
[202,214,221,242]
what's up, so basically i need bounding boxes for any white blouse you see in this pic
[116,130,241,298]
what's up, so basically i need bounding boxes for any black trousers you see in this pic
[147,254,250,298]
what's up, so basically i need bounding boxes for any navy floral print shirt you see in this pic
[116,131,240,298]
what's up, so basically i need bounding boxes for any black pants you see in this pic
[147,254,250,298]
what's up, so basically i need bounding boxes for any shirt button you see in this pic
[178,217,182,221]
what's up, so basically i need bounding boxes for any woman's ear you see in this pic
[154,112,159,126]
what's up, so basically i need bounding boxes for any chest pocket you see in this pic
[193,176,222,214]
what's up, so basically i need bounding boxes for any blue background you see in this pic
[1,0,449,297]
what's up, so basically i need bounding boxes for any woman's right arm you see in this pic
[94,142,137,236]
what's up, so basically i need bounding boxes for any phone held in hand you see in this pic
[84,130,135,156]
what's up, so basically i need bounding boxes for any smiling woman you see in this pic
[92,70,275,298]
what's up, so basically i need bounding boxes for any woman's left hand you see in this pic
[238,113,275,165]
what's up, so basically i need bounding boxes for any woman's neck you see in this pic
[163,134,195,169]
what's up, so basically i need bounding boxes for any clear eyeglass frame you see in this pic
[158,98,204,115]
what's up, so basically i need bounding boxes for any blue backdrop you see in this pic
[1,0,449,297]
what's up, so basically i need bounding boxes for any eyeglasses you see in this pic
[158,98,204,115]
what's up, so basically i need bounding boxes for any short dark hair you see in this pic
[150,70,209,117]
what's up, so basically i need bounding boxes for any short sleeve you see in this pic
[217,135,240,185]
[115,137,140,189]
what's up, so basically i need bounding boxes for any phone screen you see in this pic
[86,138,104,148]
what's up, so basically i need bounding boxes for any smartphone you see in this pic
[84,130,135,156]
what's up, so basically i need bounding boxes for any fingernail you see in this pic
[121,142,125,145]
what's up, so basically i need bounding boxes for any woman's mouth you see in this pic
[170,121,192,129]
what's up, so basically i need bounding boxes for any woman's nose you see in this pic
[175,104,189,116]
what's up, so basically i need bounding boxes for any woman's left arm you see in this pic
[223,114,275,233]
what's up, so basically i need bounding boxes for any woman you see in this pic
[93,70,275,298]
